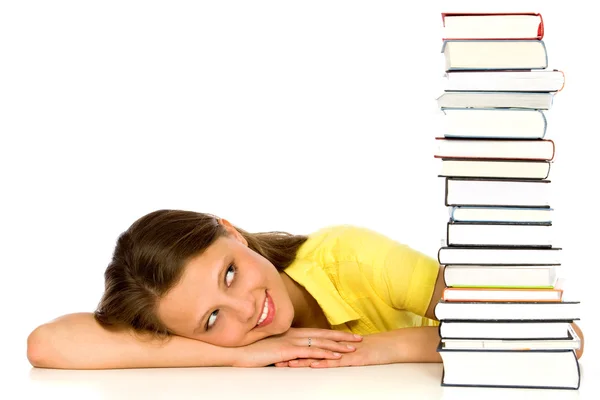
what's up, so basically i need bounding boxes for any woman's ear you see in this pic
[217,218,248,246]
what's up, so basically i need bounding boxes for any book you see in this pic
[442,108,547,139]
[442,40,548,71]
[438,246,562,265]
[449,206,553,223]
[441,325,580,350]
[438,91,554,109]
[439,321,573,339]
[443,70,565,92]
[442,284,563,302]
[434,301,580,321]
[438,347,580,389]
[442,13,544,40]
[447,222,553,247]
[438,343,580,389]
[436,10,581,392]
[443,265,557,287]
[439,159,551,179]
[445,178,551,207]
[436,138,555,161]
[441,337,579,351]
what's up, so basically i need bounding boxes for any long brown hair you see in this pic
[94,209,308,337]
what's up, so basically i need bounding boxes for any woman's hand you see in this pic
[231,328,362,368]
[274,330,399,368]
[275,327,441,368]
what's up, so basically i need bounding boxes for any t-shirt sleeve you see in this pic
[331,225,440,318]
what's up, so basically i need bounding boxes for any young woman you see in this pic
[27,209,584,369]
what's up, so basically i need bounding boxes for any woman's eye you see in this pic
[206,265,237,331]
[225,264,236,287]
[207,310,218,330]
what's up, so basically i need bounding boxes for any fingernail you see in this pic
[346,345,355,350]
[333,352,341,357]
[312,361,320,366]
[289,360,298,364]
[354,334,362,339]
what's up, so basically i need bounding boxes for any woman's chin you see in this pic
[261,320,292,338]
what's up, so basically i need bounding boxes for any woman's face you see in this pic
[157,221,294,347]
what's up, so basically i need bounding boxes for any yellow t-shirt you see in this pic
[283,225,440,335]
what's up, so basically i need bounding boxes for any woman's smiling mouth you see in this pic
[256,290,275,327]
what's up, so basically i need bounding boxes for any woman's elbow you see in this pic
[27,325,53,368]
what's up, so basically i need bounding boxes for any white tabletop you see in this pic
[16,358,595,400]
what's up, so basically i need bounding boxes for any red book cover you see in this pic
[442,13,544,40]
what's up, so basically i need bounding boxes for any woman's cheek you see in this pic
[219,328,247,347]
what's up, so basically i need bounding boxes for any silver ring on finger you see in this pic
[308,337,312,347]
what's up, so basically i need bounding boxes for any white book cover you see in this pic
[443,70,565,92]
[442,108,547,139]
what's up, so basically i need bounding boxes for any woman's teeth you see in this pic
[256,296,269,326]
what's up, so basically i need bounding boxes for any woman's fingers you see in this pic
[276,339,356,367]
[288,359,319,368]
[238,330,359,368]
[293,337,356,353]
[310,359,341,368]
[298,347,343,361]
[287,328,363,342]
[268,328,362,368]
[323,330,362,342]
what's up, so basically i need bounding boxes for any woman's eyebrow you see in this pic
[193,255,228,333]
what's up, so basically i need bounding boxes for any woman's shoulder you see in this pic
[308,224,384,238]
[304,224,377,247]
[311,224,397,244]
[297,224,395,261]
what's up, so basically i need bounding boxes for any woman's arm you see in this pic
[381,326,442,363]
[27,313,237,369]
[424,265,446,321]
[27,313,361,369]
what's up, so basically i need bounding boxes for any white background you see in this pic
[1,0,598,396]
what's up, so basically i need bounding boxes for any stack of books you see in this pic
[433,13,582,390]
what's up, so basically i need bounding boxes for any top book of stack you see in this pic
[441,13,548,72]
[442,13,544,40]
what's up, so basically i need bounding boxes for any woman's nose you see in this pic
[229,295,256,323]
